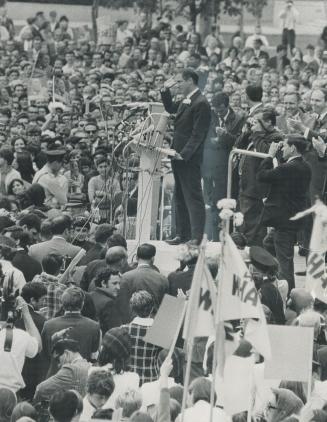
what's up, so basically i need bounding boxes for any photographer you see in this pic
[0,295,42,393]
[236,108,284,246]
[0,235,26,294]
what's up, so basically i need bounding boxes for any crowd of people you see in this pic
[0,1,327,422]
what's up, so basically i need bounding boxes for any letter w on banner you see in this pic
[183,245,217,341]
[217,234,271,359]
[306,202,327,304]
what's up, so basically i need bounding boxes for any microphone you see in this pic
[115,107,143,129]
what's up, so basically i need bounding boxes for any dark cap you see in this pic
[249,246,278,274]
[45,141,66,157]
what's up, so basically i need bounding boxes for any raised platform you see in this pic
[126,239,221,276]
[127,240,307,288]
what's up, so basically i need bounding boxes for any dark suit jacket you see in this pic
[117,265,169,323]
[168,265,195,296]
[301,112,327,202]
[12,250,42,282]
[238,131,274,199]
[161,88,211,163]
[89,288,121,334]
[202,108,245,178]
[257,156,312,230]
[268,55,290,70]
[78,243,105,267]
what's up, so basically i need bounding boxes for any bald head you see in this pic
[105,246,128,272]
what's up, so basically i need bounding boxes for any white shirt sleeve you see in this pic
[25,332,38,359]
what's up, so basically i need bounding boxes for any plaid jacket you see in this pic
[32,272,66,319]
[123,318,161,385]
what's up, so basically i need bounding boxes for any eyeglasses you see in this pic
[85,130,97,134]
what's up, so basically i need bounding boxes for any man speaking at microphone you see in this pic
[161,69,211,245]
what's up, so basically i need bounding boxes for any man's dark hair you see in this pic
[49,390,83,422]
[52,339,80,356]
[18,213,41,232]
[21,281,47,304]
[42,253,63,275]
[246,85,263,102]
[130,290,154,318]
[107,233,127,250]
[95,224,116,244]
[94,267,113,288]
[137,243,156,260]
[212,92,229,108]
[0,148,14,165]
[261,107,277,127]
[287,134,308,155]
[182,68,199,85]
[51,215,71,235]
[276,44,286,53]
[87,370,115,398]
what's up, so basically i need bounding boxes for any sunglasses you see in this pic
[85,130,97,134]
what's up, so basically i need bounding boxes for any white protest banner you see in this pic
[306,202,327,303]
[97,16,117,45]
[223,355,255,416]
[183,244,217,341]
[218,234,271,358]
[264,325,314,382]
[218,234,261,320]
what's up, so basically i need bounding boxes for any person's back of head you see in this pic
[42,253,63,276]
[94,224,116,245]
[51,215,72,236]
[246,85,263,103]
[0,388,17,422]
[18,213,41,232]
[61,287,85,312]
[278,381,307,404]
[105,246,128,271]
[40,219,52,241]
[130,290,154,318]
[21,281,47,305]
[115,390,142,418]
[136,243,156,263]
[169,385,183,406]
[11,402,37,422]
[106,233,127,250]
[188,377,215,405]
[129,411,153,422]
[49,390,83,422]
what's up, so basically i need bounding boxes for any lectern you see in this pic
[129,102,172,243]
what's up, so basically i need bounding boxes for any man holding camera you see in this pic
[257,135,311,291]
[236,108,284,246]
[0,295,42,393]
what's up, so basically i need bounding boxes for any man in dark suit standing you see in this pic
[202,93,245,241]
[257,135,312,291]
[268,44,290,72]
[161,69,211,245]
[287,88,327,203]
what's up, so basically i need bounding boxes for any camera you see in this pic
[0,265,20,324]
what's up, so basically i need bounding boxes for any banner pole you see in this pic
[181,338,194,422]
